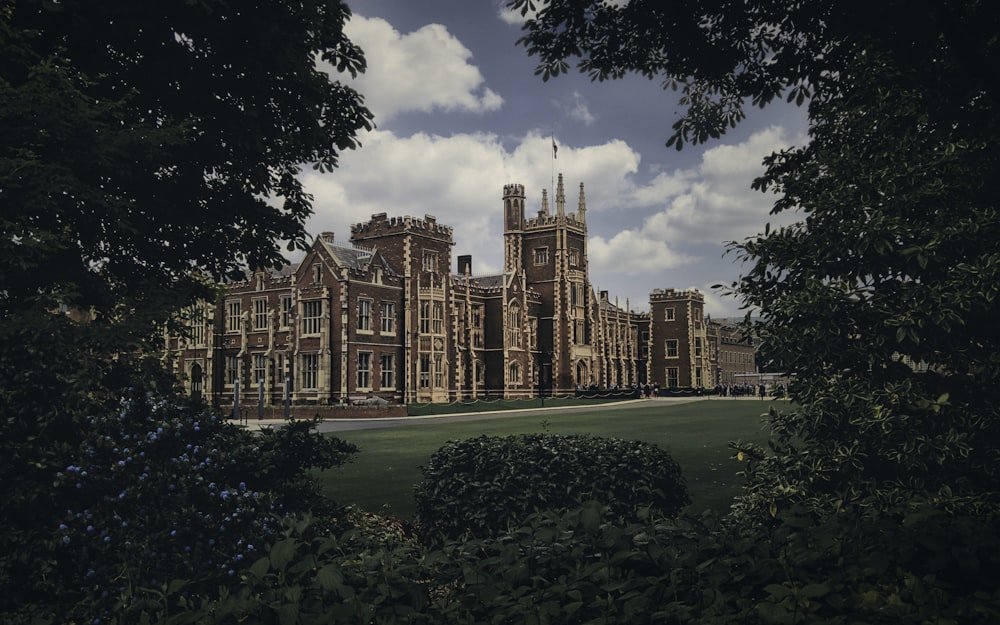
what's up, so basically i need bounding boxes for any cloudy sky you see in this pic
[302,0,810,318]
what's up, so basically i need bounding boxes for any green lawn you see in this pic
[318,398,781,519]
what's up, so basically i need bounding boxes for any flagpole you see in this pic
[551,135,557,196]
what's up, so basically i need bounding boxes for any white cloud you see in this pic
[298,123,804,316]
[555,92,597,126]
[587,230,698,277]
[338,16,503,122]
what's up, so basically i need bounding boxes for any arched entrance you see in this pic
[575,361,589,388]
[190,363,203,402]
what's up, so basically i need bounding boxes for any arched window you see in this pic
[508,362,521,385]
[190,363,203,399]
[506,302,521,348]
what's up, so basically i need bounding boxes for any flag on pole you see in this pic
[552,138,558,159]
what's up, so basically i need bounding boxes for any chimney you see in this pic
[319,232,335,244]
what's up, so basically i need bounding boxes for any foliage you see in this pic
[1,0,373,335]
[124,515,436,625]
[508,0,1000,620]
[1,391,358,624]
[508,0,998,150]
[413,434,689,541]
[1,2,372,621]
[727,43,1000,521]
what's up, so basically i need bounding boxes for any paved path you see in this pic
[236,396,719,433]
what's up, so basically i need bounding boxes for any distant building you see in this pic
[167,175,758,404]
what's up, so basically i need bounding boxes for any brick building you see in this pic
[167,175,757,405]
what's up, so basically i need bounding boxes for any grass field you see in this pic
[317,398,781,519]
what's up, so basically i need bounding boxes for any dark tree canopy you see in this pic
[511,0,1000,508]
[1,0,373,331]
[510,0,999,150]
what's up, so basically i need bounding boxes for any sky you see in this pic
[300,0,811,318]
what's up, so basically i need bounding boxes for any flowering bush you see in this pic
[6,389,357,624]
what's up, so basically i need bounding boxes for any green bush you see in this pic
[413,433,690,540]
[1,389,358,624]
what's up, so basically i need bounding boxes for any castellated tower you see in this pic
[504,174,595,392]
[350,213,456,403]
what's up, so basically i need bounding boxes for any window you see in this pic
[507,303,521,348]
[695,337,702,357]
[666,367,679,388]
[227,355,240,386]
[474,360,483,384]
[422,251,437,272]
[357,299,372,332]
[666,339,679,358]
[226,301,242,333]
[664,307,675,321]
[471,304,483,348]
[529,317,538,350]
[419,300,431,334]
[275,353,286,383]
[301,354,319,389]
[574,320,585,345]
[569,248,581,266]
[187,304,206,345]
[695,368,703,387]
[312,263,322,284]
[508,362,521,385]
[302,300,322,335]
[253,298,268,331]
[419,354,431,389]
[533,247,548,265]
[253,354,268,385]
[357,352,372,389]
[432,301,444,334]
[380,302,395,334]
[380,353,395,389]
[433,354,444,388]
[280,296,292,329]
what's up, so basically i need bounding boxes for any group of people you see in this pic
[715,383,786,399]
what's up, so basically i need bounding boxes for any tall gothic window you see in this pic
[507,303,521,348]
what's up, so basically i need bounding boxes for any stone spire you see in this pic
[577,182,587,223]
[556,173,565,217]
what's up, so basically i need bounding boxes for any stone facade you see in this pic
[167,176,757,405]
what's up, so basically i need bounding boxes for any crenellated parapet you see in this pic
[649,288,706,302]
[351,212,454,241]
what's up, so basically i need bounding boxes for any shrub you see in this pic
[413,433,689,540]
[3,390,357,624]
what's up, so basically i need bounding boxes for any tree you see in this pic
[510,0,1000,619]
[510,1,998,150]
[509,0,1000,504]
[1,1,373,620]
[2,0,372,335]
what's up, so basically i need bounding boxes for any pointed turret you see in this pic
[578,182,587,223]
[556,173,566,217]
[540,188,549,217]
